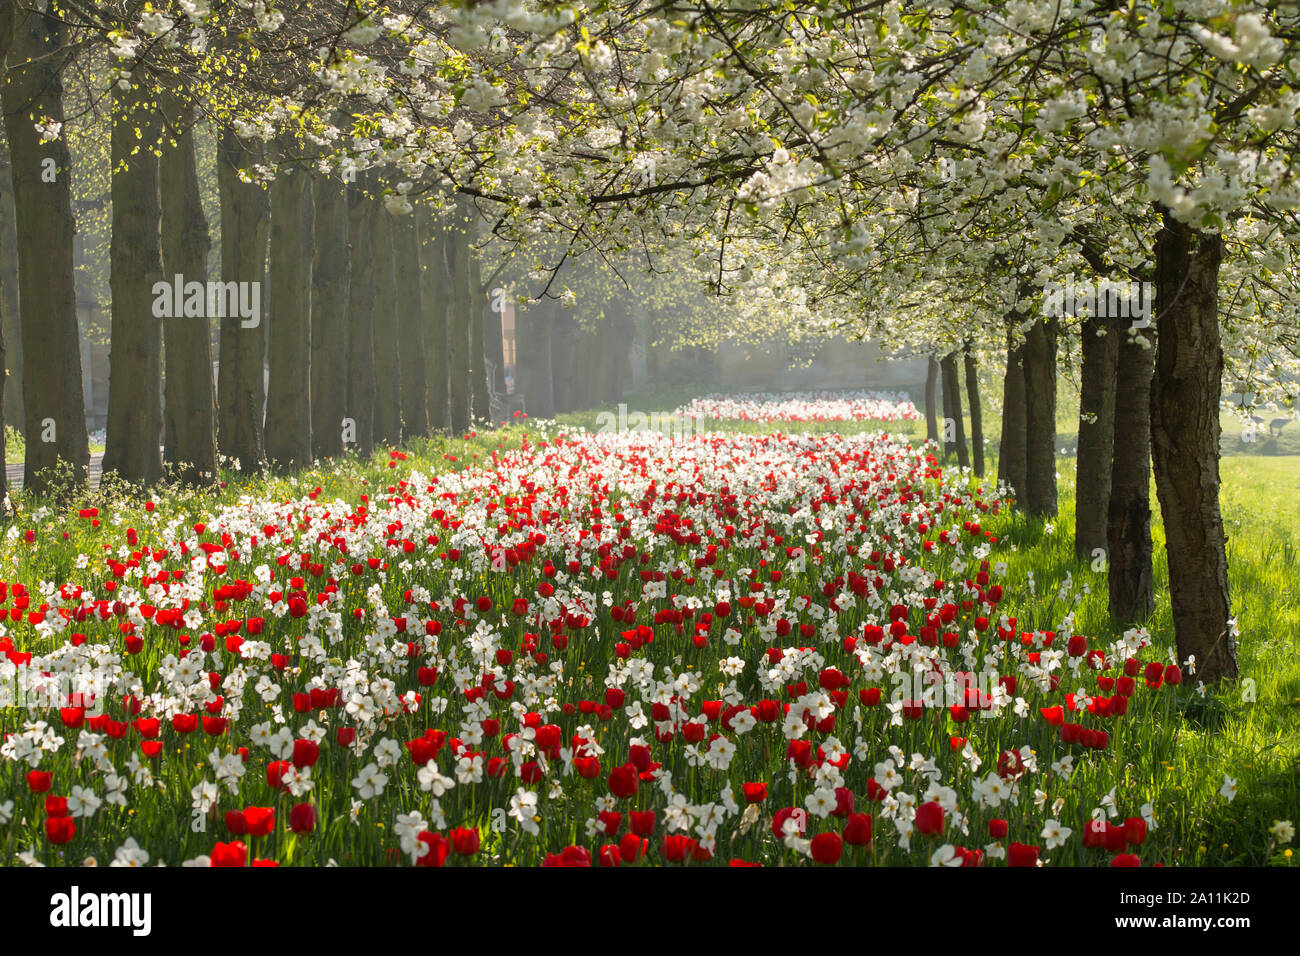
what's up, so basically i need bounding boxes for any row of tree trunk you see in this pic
[514,297,638,419]
[1,13,497,492]
[997,209,1236,682]
[924,346,985,477]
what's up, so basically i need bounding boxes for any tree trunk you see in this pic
[924,355,938,448]
[159,97,217,486]
[1022,317,1058,517]
[344,185,376,458]
[446,201,472,434]
[964,346,984,477]
[550,309,577,414]
[1108,322,1156,623]
[0,126,23,440]
[606,312,636,404]
[419,201,449,434]
[518,301,555,419]
[468,237,491,425]
[392,210,428,439]
[484,281,507,417]
[371,205,401,447]
[1075,314,1119,560]
[997,326,1027,499]
[2,7,90,494]
[264,166,313,471]
[940,352,968,468]
[310,174,350,459]
[1150,209,1236,683]
[103,69,165,487]
[216,126,269,475]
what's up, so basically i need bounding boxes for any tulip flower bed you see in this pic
[0,426,1271,867]
[675,391,921,424]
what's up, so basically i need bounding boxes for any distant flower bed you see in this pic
[677,391,921,423]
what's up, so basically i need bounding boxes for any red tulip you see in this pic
[629,810,656,837]
[771,807,806,838]
[450,827,480,855]
[266,760,292,790]
[660,834,696,863]
[741,782,768,804]
[211,841,247,867]
[810,832,843,864]
[618,832,645,863]
[915,801,945,836]
[292,738,320,768]
[243,806,275,837]
[558,845,592,867]
[608,763,639,798]
[45,816,76,844]
[289,803,316,834]
[1007,842,1040,867]
[843,812,873,846]
[415,831,448,867]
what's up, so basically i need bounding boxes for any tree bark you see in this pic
[1,6,90,494]
[159,97,217,486]
[468,235,491,425]
[310,174,350,459]
[392,210,428,438]
[1150,209,1236,683]
[1108,322,1156,623]
[0,126,22,441]
[963,346,984,477]
[446,200,472,434]
[940,352,968,468]
[264,165,313,471]
[1075,314,1119,561]
[419,201,449,434]
[371,205,401,447]
[344,185,376,458]
[103,69,165,487]
[1022,317,1058,517]
[997,326,1027,500]
[216,126,269,475]
[924,354,938,448]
